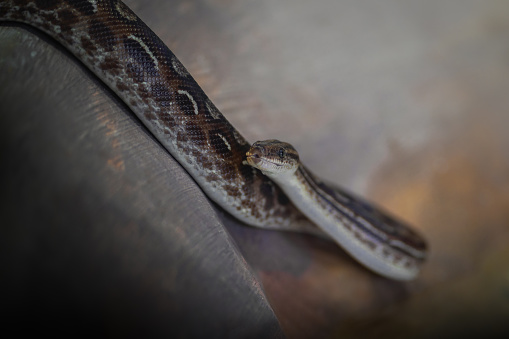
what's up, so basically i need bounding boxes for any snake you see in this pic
[246,140,426,280]
[0,0,427,280]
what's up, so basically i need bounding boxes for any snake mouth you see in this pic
[246,153,284,174]
[246,150,263,168]
[246,147,279,170]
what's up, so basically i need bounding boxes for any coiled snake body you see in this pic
[0,0,427,280]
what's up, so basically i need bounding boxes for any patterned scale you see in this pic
[0,0,316,233]
[0,0,427,279]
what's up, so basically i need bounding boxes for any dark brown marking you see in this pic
[365,240,376,251]
[35,0,60,10]
[64,0,96,16]
[342,218,352,231]
[352,230,377,251]
[239,164,254,184]
[176,130,189,145]
[115,80,129,92]
[183,121,206,145]
[123,36,159,75]
[100,56,121,75]
[0,5,7,17]
[80,36,97,56]
[144,111,156,121]
[174,90,198,116]
[205,172,220,183]
[125,61,144,84]
[156,111,176,129]
[208,129,232,156]
[150,83,172,107]
[277,190,290,205]
[88,19,114,51]
[56,8,77,32]
[9,0,31,6]
[259,182,274,210]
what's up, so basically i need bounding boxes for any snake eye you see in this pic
[278,148,286,159]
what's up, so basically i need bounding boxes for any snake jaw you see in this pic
[246,147,263,168]
[246,148,280,175]
[246,146,277,174]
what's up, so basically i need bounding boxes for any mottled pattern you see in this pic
[297,166,426,275]
[303,168,426,254]
[0,0,427,278]
[247,140,427,279]
[0,0,321,234]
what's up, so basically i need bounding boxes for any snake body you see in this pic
[0,0,316,233]
[247,140,426,280]
[0,0,427,279]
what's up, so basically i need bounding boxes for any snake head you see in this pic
[246,139,300,177]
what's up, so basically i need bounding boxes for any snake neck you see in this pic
[268,165,424,280]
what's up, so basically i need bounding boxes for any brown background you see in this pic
[129,0,509,336]
[2,0,509,337]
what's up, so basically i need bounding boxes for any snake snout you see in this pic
[247,151,260,159]
[246,145,263,158]
[246,146,265,168]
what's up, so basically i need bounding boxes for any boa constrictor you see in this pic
[0,0,427,280]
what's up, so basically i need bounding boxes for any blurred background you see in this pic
[139,0,509,335]
[2,0,509,337]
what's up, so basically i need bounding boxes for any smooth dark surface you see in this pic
[0,26,282,338]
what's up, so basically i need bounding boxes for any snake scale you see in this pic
[0,0,427,280]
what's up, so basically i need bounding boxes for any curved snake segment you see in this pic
[294,166,426,280]
[0,0,321,235]
[247,140,427,280]
[1,0,427,279]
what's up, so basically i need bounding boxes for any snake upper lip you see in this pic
[247,152,259,159]
[246,147,263,160]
